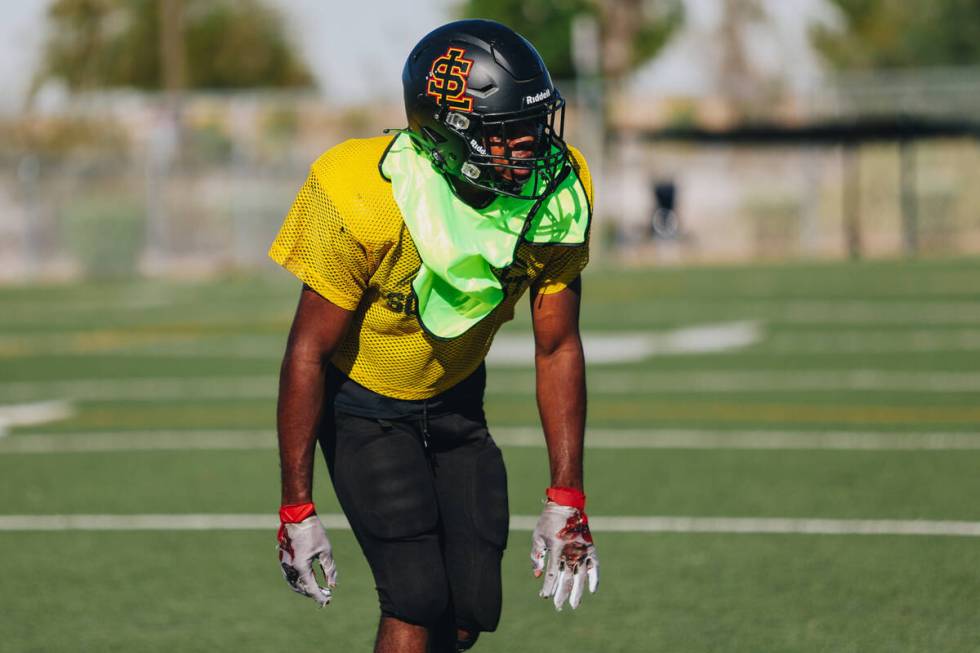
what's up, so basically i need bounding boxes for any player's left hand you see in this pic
[530,490,599,611]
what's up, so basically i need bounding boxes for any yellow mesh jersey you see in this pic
[269,135,592,399]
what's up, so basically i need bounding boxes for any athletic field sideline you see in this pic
[1,258,979,652]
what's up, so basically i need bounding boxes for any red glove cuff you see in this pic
[546,486,586,511]
[279,502,316,524]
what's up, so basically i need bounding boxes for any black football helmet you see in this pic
[401,19,570,200]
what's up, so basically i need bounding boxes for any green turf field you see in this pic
[1,258,979,652]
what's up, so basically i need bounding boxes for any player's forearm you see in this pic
[277,342,329,505]
[535,338,586,490]
[276,286,355,506]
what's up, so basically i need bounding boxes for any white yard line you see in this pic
[4,368,980,404]
[2,428,979,454]
[0,513,977,537]
[0,400,74,438]
[489,322,763,365]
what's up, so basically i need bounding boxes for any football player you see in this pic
[271,19,599,653]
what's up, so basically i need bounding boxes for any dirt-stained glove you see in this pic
[530,487,599,611]
[277,502,337,607]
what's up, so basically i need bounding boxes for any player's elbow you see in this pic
[281,285,355,369]
[534,333,584,362]
[281,333,335,371]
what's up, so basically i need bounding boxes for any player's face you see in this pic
[487,118,545,185]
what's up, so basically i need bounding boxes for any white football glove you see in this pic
[531,502,599,611]
[277,512,337,607]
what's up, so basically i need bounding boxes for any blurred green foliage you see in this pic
[457,0,682,80]
[816,0,980,69]
[39,0,312,91]
[458,0,592,79]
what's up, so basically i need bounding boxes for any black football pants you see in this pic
[318,405,510,634]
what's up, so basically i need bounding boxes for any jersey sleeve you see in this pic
[535,145,592,295]
[268,170,369,310]
[534,243,589,295]
[572,148,593,201]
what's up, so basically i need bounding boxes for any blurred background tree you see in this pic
[38,0,312,92]
[458,0,682,81]
[815,0,980,69]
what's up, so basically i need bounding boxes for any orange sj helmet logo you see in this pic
[426,47,474,112]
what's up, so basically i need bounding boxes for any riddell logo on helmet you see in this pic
[427,47,474,112]
[525,89,552,106]
[469,138,487,156]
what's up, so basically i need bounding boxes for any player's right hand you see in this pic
[277,502,337,607]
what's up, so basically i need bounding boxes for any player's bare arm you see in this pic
[531,277,586,492]
[275,284,354,607]
[529,276,599,611]
[278,284,354,504]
